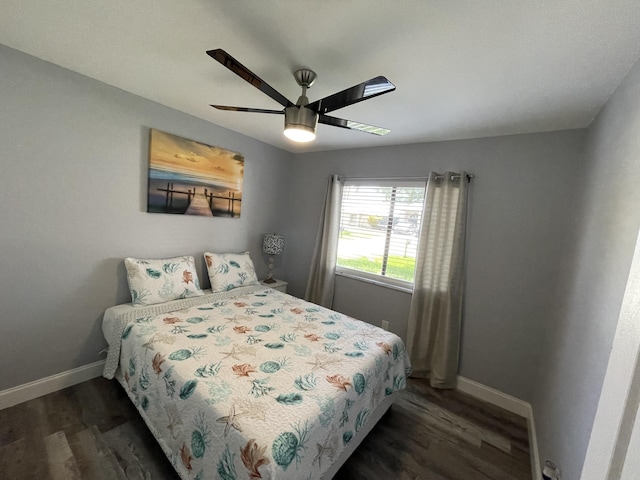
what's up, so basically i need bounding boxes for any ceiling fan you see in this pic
[206,49,396,143]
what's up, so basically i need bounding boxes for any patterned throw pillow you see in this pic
[204,251,260,293]
[124,256,204,305]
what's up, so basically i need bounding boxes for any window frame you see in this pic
[335,178,427,292]
[335,267,415,293]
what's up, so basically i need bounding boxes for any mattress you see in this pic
[102,285,411,479]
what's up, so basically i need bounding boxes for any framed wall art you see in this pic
[147,129,244,217]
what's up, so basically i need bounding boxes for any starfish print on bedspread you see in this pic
[313,428,338,469]
[220,343,257,361]
[217,405,243,437]
[142,334,176,354]
[370,380,384,409]
[306,354,344,372]
[225,314,253,324]
[165,404,183,440]
[292,322,318,333]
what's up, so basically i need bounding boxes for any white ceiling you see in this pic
[2,1,640,153]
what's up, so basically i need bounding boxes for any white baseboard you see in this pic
[456,375,530,417]
[456,376,541,480]
[0,360,105,411]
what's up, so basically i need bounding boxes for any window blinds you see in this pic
[336,180,426,284]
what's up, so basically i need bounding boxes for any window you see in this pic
[336,179,426,289]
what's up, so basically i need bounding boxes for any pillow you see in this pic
[124,256,204,305]
[204,251,260,293]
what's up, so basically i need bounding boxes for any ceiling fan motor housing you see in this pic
[285,105,318,130]
[284,105,318,142]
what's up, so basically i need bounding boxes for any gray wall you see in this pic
[287,131,586,401]
[0,45,293,391]
[532,57,640,479]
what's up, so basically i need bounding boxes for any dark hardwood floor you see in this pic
[334,379,531,479]
[0,377,531,479]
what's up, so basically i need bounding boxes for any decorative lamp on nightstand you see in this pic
[262,233,285,283]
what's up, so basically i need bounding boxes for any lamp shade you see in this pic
[262,233,285,255]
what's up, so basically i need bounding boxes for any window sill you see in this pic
[335,270,413,294]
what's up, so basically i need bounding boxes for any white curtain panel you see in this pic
[407,172,469,388]
[305,174,344,308]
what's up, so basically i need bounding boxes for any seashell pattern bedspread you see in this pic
[107,286,411,479]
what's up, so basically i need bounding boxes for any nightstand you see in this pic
[261,278,288,293]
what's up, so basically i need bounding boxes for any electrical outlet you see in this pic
[381,320,390,330]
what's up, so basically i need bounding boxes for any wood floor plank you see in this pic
[410,380,529,453]
[40,390,84,437]
[44,430,82,480]
[401,389,512,453]
[101,420,180,480]
[0,437,44,478]
[479,441,535,479]
[0,401,28,448]
[0,397,52,478]
[68,426,126,480]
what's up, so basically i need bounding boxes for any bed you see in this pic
[103,273,411,479]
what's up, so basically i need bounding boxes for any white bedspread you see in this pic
[103,286,411,479]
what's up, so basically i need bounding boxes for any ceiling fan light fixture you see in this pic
[284,106,318,142]
[284,125,316,143]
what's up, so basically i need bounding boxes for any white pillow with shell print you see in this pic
[124,256,204,305]
[204,251,260,293]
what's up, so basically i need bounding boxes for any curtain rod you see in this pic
[342,174,475,182]
[436,173,475,181]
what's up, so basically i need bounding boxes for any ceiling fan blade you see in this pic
[307,76,395,114]
[319,114,390,136]
[207,49,294,108]
[211,105,283,114]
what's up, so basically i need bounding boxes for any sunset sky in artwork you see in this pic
[149,129,244,185]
